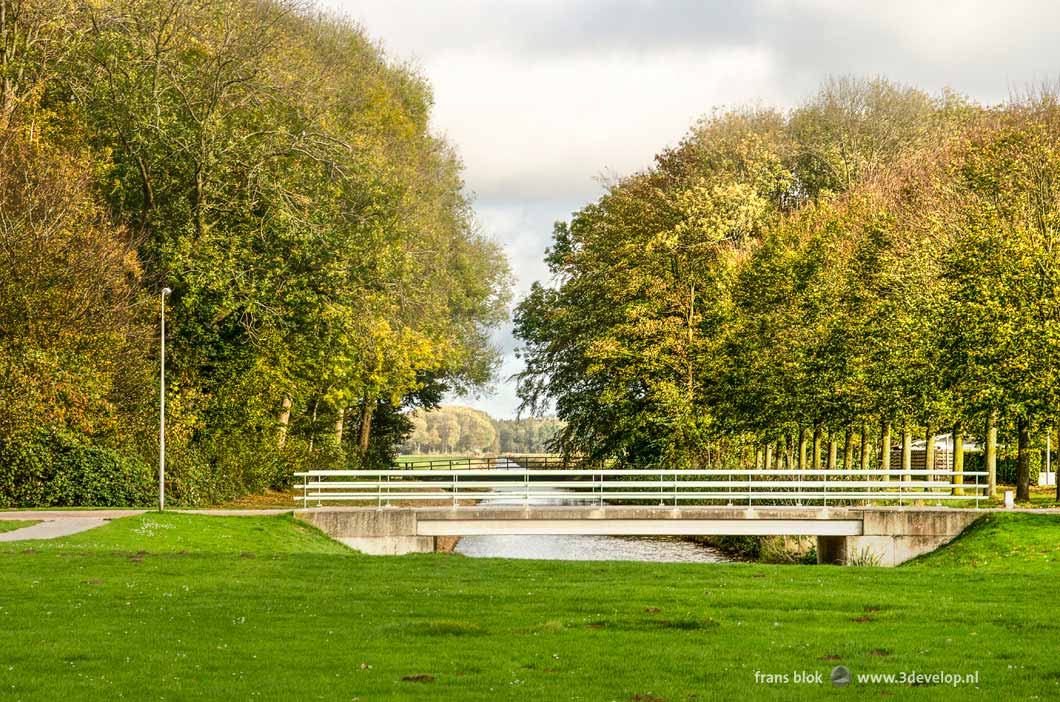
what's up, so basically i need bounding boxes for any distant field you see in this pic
[397,453,559,461]
[0,511,1058,699]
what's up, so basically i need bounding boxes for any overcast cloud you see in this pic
[324,0,1060,418]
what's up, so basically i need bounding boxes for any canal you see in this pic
[452,481,731,563]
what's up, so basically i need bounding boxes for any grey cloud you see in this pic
[325,0,1060,420]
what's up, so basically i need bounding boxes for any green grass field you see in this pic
[0,519,38,533]
[1,512,1058,700]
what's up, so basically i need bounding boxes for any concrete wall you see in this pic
[297,508,434,555]
[839,508,980,567]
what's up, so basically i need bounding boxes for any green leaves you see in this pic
[0,0,512,503]
[516,80,1060,469]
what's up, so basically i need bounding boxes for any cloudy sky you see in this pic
[326,0,1060,418]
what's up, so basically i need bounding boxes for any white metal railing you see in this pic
[293,468,989,508]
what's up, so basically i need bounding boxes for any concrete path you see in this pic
[0,517,110,541]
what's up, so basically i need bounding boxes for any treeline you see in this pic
[402,406,563,455]
[0,0,510,506]
[516,77,1060,500]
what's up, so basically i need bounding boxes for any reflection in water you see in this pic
[453,479,732,563]
[454,533,730,562]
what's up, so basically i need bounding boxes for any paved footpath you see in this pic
[0,508,291,541]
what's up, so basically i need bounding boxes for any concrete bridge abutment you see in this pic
[296,505,984,565]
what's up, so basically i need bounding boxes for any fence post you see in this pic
[452,472,458,509]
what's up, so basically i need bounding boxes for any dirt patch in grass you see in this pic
[382,620,486,637]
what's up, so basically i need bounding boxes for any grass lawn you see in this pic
[0,520,39,533]
[1,513,1058,700]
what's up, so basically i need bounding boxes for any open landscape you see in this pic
[6,0,1060,699]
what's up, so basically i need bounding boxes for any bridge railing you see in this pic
[293,468,989,508]
[393,455,601,471]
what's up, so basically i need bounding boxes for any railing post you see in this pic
[302,473,307,508]
[386,472,391,507]
[673,471,678,507]
[452,472,458,509]
[377,472,382,510]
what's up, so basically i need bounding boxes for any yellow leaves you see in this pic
[667,177,769,249]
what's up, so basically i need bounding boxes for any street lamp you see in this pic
[159,287,172,511]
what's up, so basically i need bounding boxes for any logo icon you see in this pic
[830,665,852,687]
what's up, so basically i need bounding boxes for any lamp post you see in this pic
[159,287,172,511]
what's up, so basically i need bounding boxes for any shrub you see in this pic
[0,428,153,507]
[962,451,1041,487]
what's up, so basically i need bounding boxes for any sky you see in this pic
[325,0,1060,419]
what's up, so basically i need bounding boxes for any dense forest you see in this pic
[516,77,1060,500]
[0,0,510,506]
[401,405,563,455]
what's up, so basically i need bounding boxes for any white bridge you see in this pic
[293,467,989,566]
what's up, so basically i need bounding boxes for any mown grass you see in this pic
[0,519,39,533]
[0,512,1058,700]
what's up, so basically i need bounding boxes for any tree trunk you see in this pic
[924,423,937,484]
[334,407,345,444]
[798,428,807,471]
[276,396,292,449]
[880,421,892,480]
[986,410,998,498]
[827,433,837,470]
[843,430,853,470]
[764,443,773,471]
[860,425,871,470]
[812,425,822,470]
[1055,426,1059,502]
[952,422,964,496]
[1016,417,1031,502]
[1055,425,1060,502]
[901,425,912,480]
[358,399,375,456]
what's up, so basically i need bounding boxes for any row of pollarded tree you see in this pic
[747,421,1019,495]
[515,76,1060,503]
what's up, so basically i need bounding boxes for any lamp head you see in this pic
[162,287,172,296]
